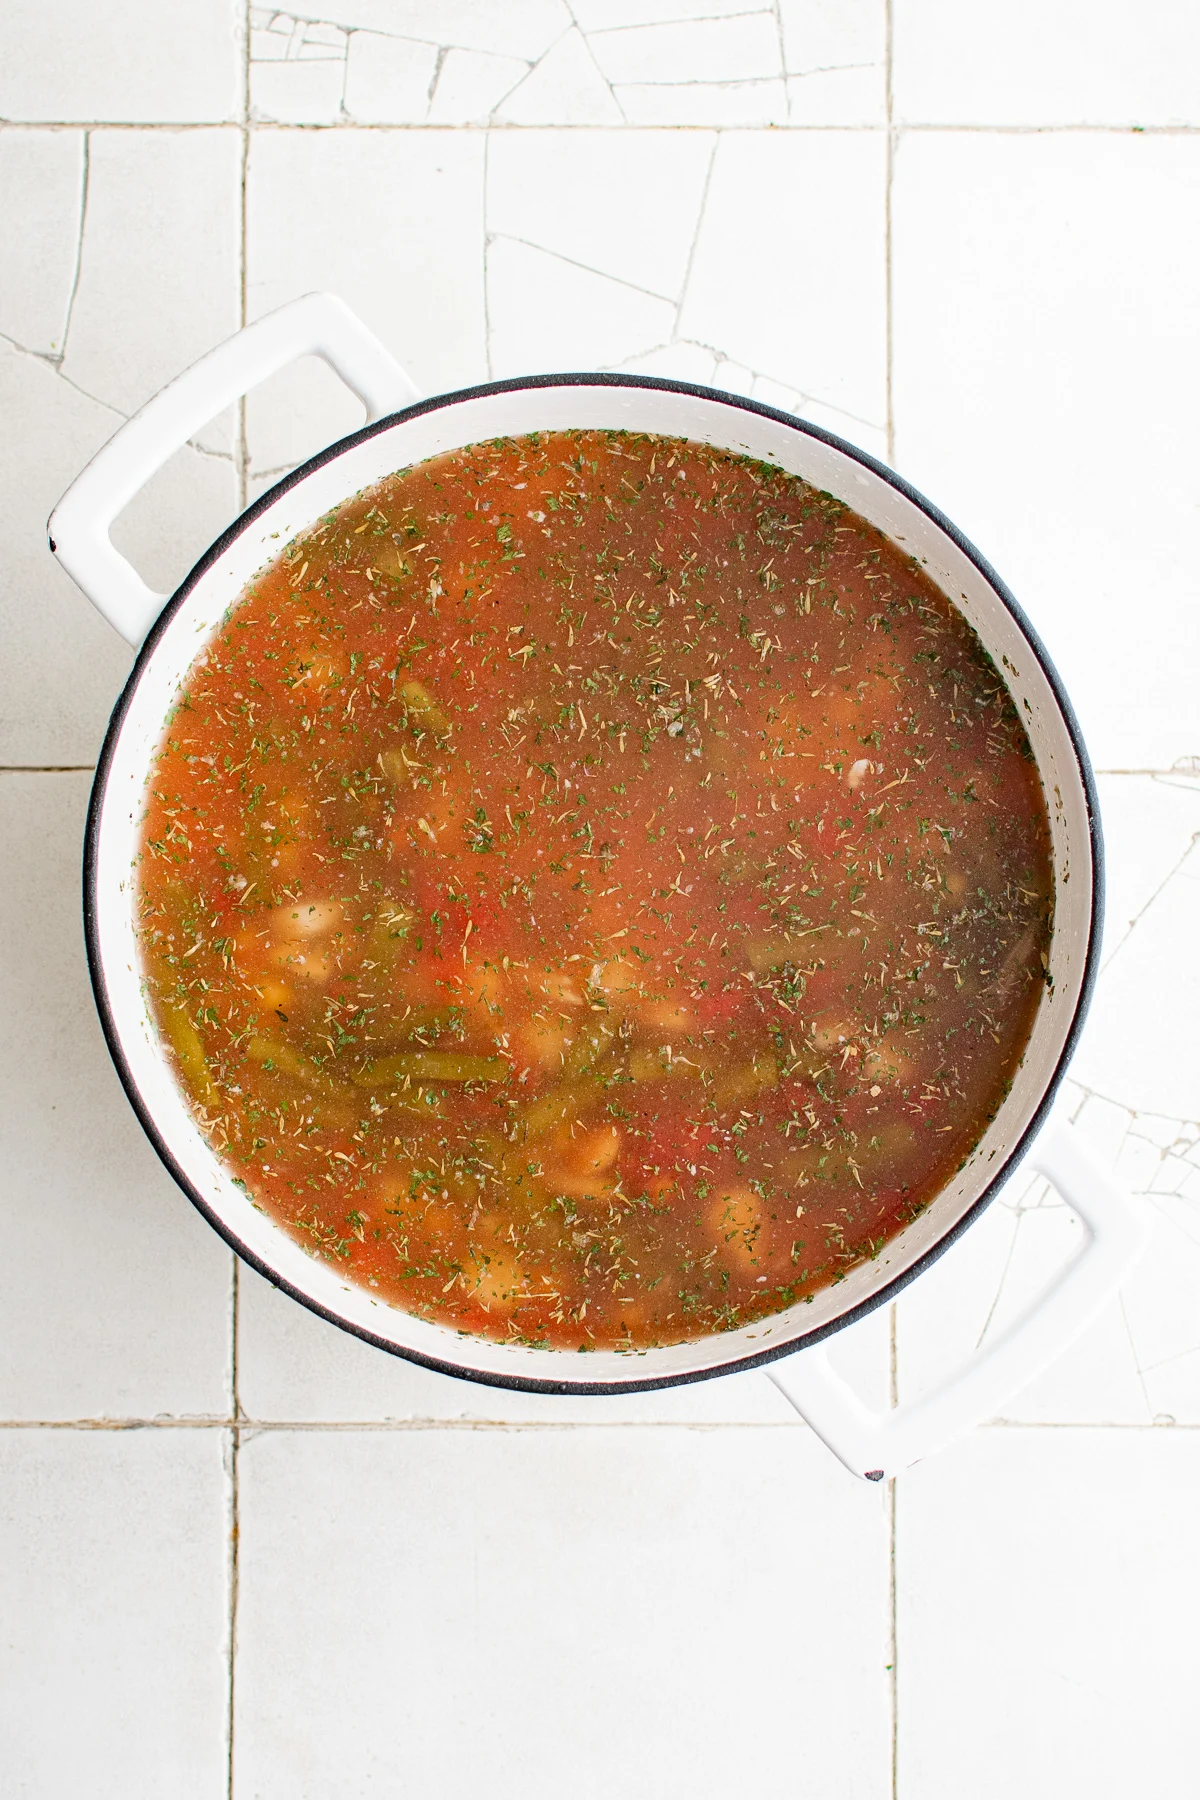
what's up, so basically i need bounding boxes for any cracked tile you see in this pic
[493,26,623,124]
[0,130,86,358]
[753,381,889,461]
[897,1431,1200,1799]
[1095,773,1200,971]
[234,1427,890,1795]
[251,60,347,124]
[678,131,887,424]
[610,340,721,383]
[60,129,241,456]
[312,0,570,62]
[487,130,714,300]
[587,12,782,85]
[787,64,886,125]
[487,237,675,376]
[0,342,134,762]
[0,1429,230,1797]
[250,8,348,59]
[1072,846,1200,1119]
[427,47,531,122]
[779,0,886,73]
[0,776,233,1419]
[573,0,766,24]
[250,7,350,120]
[343,30,440,122]
[892,132,1200,770]
[616,78,789,126]
[245,129,486,475]
[0,0,242,123]
[894,0,1200,126]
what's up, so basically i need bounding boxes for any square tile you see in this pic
[1070,838,1200,1118]
[251,55,347,125]
[343,30,440,122]
[678,130,887,430]
[586,13,782,86]
[779,0,886,74]
[0,775,233,1421]
[894,0,1200,126]
[787,64,886,125]
[0,128,86,357]
[427,47,532,122]
[1094,772,1200,970]
[493,27,623,124]
[573,0,766,25]
[487,235,676,375]
[244,129,486,478]
[0,335,239,766]
[0,0,242,124]
[0,1427,230,1798]
[313,0,570,62]
[0,341,129,763]
[234,1426,891,1797]
[0,128,243,765]
[892,131,1200,772]
[615,78,789,126]
[62,129,242,451]
[896,1430,1200,1797]
[487,129,715,301]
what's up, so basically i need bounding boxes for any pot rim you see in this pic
[83,370,1104,1394]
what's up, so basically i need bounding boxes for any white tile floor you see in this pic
[1,4,1198,1794]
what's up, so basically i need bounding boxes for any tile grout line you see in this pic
[4,120,1200,134]
[4,1415,1196,1432]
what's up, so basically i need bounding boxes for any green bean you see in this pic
[516,1081,594,1137]
[353,1051,507,1087]
[244,1038,361,1129]
[160,1001,218,1108]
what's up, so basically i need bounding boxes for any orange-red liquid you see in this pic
[136,431,1052,1351]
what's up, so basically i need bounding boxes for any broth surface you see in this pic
[136,430,1052,1351]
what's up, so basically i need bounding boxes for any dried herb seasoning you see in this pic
[135,430,1052,1351]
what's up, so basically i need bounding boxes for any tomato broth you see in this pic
[135,429,1053,1352]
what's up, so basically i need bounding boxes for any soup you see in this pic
[135,430,1052,1352]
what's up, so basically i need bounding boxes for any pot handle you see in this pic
[766,1123,1145,1481]
[47,292,419,647]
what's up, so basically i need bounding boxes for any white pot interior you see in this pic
[91,381,1094,1388]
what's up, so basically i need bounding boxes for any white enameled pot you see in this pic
[51,294,1143,1480]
